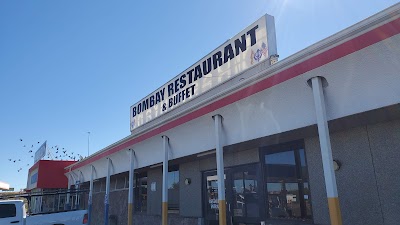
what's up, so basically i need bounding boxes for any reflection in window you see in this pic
[266,151,296,165]
[135,173,147,212]
[168,167,179,210]
[93,179,101,193]
[232,170,260,218]
[232,172,245,217]
[265,151,297,180]
[93,178,106,193]
[267,182,301,218]
[168,170,179,190]
[206,174,220,219]
[108,173,129,191]
[116,174,126,189]
[264,143,312,220]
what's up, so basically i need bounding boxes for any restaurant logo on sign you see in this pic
[130,14,277,131]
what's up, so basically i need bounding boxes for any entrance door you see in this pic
[262,143,313,221]
[204,164,262,225]
[204,171,230,225]
[228,165,262,225]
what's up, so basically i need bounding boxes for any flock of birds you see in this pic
[7,139,84,172]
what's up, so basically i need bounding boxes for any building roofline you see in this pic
[65,3,400,172]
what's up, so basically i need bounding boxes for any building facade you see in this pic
[65,4,400,225]
[26,160,78,214]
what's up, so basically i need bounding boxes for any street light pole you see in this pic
[87,132,90,157]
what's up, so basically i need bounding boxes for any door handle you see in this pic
[10,221,19,224]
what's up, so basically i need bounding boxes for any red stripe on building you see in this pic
[68,17,400,172]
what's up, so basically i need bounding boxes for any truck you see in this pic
[0,200,88,225]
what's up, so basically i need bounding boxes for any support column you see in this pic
[69,172,78,210]
[310,76,343,225]
[128,149,135,225]
[75,172,82,210]
[88,165,94,225]
[75,185,78,209]
[104,158,112,225]
[161,136,169,225]
[213,115,226,225]
[65,174,71,210]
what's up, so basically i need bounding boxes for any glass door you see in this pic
[262,142,312,221]
[228,164,262,225]
[204,171,230,225]
[203,164,262,225]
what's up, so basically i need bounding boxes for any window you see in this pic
[168,170,179,190]
[116,174,127,190]
[111,172,128,191]
[0,204,16,218]
[100,179,106,192]
[125,175,129,189]
[263,142,312,220]
[231,168,260,218]
[110,176,117,191]
[135,173,147,212]
[168,166,179,210]
[93,178,103,193]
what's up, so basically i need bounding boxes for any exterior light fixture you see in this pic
[184,178,191,185]
[333,160,341,171]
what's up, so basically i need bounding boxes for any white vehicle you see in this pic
[0,200,88,225]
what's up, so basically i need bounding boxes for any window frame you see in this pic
[134,172,148,213]
[260,140,313,221]
[166,165,180,211]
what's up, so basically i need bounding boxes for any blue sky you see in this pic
[0,0,398,190]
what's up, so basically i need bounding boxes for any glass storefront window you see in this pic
[265,151,297,181]
[263,142,312,221]
[168,167,179,210]
[232,172,245,217]
[116,174,126,189]
[135,174,147,212]
[93,179,101,193]
[204,167,261,225]
[242,170,259,218]
[267,182,301,219]
[168,170,179,190]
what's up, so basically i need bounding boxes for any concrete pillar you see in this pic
[88,165,94,225]
[161,136,169,225]
[76,171,83,209]
[213,114,226,225]
[104,158,112,225]
[69,172,78,210]
[128,149,135,225]
[65,174,72,210]
[310,76,343,225]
